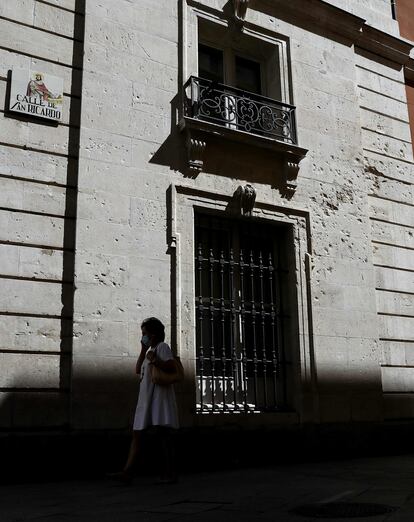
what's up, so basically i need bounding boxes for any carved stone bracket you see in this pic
[284,160,301,194]
[179,115,308,186]
[233,0,249,25]
[186,134,206,175]
[234,184,256,216]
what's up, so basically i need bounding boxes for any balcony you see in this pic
[179,76,308,189]
[185,75,298,143]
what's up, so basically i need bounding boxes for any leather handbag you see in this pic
[151,355,184,386]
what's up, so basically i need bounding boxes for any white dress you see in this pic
[133,342,179,430]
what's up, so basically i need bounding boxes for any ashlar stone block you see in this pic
[376,289,414,316]
[0,0,34,24]
[362,129,414,163]
[0,18,75,66]
[75,252,128,287]
[0,210,65,248]
[0,316,64,352]
[34,2,77,39]
[0,279,63,316]
[77,190,130,225]
[357,66,408,103]
[371,221,414,250]
[379,315,414,341]
[73,320,130,357]
[0,353,60,388]
[359,87,409,123]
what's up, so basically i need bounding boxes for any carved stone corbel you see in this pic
[186,134,206,174]
[233,0,249,25]
[284,160,301,194]
[234,184,256,216]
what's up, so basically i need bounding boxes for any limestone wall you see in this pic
[356,49,414,418]
[0,0,83,428]
[72,0,387,429]
[325,0,399,34]
[1,0,413,432]
[71,0,179,429]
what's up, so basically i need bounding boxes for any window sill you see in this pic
[193,409,300,427]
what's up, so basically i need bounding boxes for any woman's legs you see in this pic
[107,430,142,483]
[124,430,142,474]
[158,427,177,482]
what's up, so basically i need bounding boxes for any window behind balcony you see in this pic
[198,44,263,94]
[235,55,262,94]
[198,44,224,83]
[195,39,295,143]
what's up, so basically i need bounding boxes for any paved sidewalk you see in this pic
[2,454,414,521]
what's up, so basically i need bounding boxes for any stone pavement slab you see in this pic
[2,455,414,521]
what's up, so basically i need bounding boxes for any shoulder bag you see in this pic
[150,347,184,386]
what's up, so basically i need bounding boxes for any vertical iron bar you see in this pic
[209,247,216,411]
[250,250,258,409]
[190,77,194,117]
[259,251,268,409]
[239,249,248,411]
[268,252,278,407]
[229,248,238,410]
[290,107,296,145]
[277,245,287,407]
[197,243,204,412]
[220,249,226,410]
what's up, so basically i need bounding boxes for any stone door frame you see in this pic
[169,183,317,425]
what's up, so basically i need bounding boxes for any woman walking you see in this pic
[110,317,179,484]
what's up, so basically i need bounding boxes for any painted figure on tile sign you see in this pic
[26,73,62,104]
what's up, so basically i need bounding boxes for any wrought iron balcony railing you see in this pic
[183,76,298,145]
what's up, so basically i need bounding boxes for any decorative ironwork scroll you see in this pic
[184,76,298,145]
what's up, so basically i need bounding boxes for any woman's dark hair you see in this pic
[141,317,165,342]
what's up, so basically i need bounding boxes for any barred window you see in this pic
[195,213,292,413]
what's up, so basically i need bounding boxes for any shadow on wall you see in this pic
[150,0,406,199]
[0,371,192,482]
[149,93,298,199]
[58,0,86,399]
[2,0,414,482]
[148,1,298,197]
[0,0,84,423]
[2,366,414,482]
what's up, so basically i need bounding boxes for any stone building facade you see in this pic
[0,0,413,448]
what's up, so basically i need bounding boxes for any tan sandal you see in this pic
[106,470,133,485]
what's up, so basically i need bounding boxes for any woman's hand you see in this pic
[135,343,147,375]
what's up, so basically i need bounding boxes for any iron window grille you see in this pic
[184,76,298,145]
[195,213,290,413]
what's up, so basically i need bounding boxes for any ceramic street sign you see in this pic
[9,68,64,122]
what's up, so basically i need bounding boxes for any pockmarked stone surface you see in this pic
[0,0,413,434]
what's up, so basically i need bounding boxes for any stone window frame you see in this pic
[169,183,315,425]
[181,0,293,110]
[179,1,308,192]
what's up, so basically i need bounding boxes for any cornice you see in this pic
[187,0,414,66]
[256,0,365,40]
[252,0,413,65]
[405,57,414,82]
[357,24,413,65]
